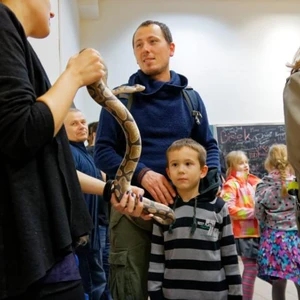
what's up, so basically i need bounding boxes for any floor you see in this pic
[239,259,298,300]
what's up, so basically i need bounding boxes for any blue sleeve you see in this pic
[69,146,79,170]
[192,91,220,171]
[94,104,148,182]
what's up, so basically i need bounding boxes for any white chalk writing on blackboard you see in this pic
[216,124,286,178]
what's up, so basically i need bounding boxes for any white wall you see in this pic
[29,0,60,84]
[58,0,89,111]
[80,0,300,125]
[30,0,88,113]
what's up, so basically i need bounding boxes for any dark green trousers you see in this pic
[109,208,153,300]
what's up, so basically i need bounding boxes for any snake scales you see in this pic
[87,80,176,225]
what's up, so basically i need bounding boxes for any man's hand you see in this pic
[141,170,175,205]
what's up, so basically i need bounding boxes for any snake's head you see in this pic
[132,84,146,92]
[112,84,146,96]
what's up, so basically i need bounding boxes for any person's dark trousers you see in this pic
[76,242,106,300]
[99,225,113,300]
[6,280,85,300]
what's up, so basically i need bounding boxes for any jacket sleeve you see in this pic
[221,180,255,220]
[148,223,165,300]
[220,203,242,300]
[94,104,148,182]
[254,182,268,223]
[192,91,220,171]
[284,73,300,198]
[0,17,54,161]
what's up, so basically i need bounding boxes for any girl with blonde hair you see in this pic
[255,144,300,300]
[221,150,261,300]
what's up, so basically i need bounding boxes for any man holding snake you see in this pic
[95,20,220,300]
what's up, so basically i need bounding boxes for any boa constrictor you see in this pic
[87,80,176,225]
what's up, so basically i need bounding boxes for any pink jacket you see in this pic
[221,172,261,238]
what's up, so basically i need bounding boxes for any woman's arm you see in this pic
[77,170,151,220]
[37,49,105,136]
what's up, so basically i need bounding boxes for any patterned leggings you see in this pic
[241,257,257,300]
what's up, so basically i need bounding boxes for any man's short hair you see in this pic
[132,20,173,47]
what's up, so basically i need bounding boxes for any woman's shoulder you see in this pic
[0,4,14,23]
[0,4,23,33]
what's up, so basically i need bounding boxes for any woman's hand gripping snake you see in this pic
[87,80,176,225]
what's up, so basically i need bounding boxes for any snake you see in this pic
[87,79,176,225]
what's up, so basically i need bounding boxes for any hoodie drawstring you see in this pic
[168,195,198,236]
[190,198,197,235]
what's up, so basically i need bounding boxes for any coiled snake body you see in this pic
[87,80,176,225]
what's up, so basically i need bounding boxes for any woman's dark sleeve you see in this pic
[0,17,54,161]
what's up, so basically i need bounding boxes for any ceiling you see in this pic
[77,0,299,20]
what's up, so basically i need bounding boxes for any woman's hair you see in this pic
[225,150,248,177]
[166,138,206,167]
[264,144,293,197]
[286,47,300,75]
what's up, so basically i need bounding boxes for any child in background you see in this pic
[221,151,261,300]
[148,138,242,300]
[255,144,300,300]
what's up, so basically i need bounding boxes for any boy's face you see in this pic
[166,146,208,194]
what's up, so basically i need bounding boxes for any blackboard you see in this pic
[216,124,286,178]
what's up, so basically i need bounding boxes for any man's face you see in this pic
[133,24,175,81]
[64,111,88,142]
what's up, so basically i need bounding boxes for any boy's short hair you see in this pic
[166,138,207,167]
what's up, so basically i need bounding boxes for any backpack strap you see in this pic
[182,87,202,125]
[119,86,202,126]
[113,84,134,109]
[117,93,133,110]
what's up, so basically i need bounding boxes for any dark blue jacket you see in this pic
[70,141,102,250]
[94,70,220,188]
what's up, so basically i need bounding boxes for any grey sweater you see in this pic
[148,195,242,300]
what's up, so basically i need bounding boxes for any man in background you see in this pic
[87,120,112,300]
[65,108,109,300]
[87,121,98,156]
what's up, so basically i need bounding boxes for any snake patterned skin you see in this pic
[87,80,176,225]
